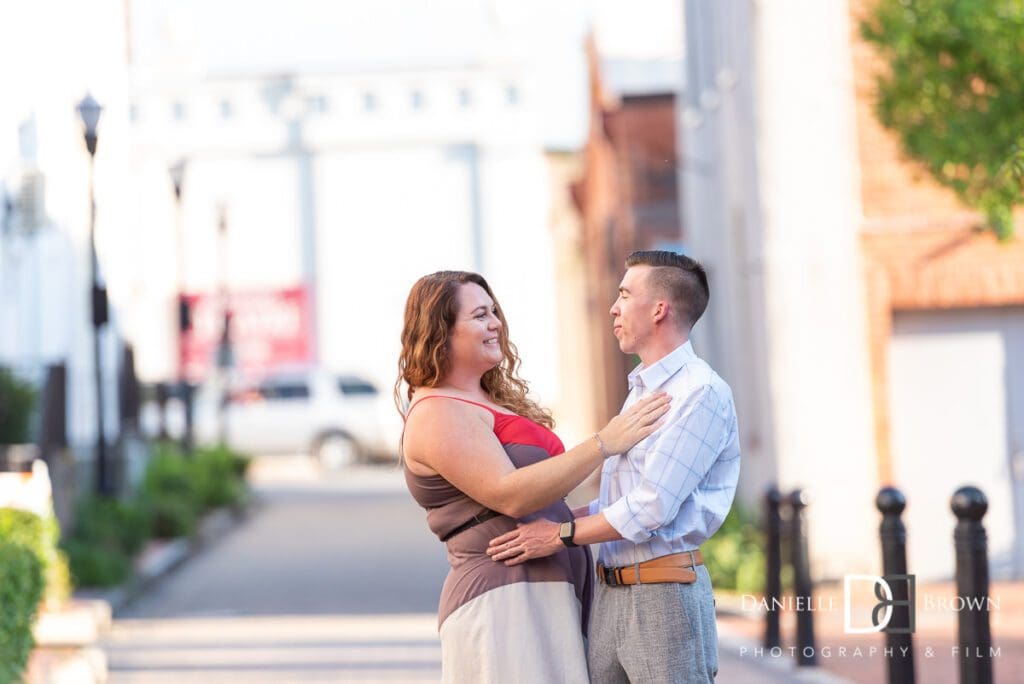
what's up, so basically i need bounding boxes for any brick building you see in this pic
[683,0,1024,580]
[570,39,685,428]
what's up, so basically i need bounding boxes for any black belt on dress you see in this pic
[441,509,500,542]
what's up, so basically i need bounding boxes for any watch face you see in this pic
[560,521,574,541]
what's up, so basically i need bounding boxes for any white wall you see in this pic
[682,0,880,578]
[889,308,1024,580]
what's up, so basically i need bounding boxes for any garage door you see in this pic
[888,307,1024,581]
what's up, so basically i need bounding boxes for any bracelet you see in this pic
[593,432,610,458]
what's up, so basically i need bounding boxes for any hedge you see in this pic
[0,522,46,683]
[64,442,251,587]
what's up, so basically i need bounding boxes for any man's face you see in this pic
[610,266,657,355]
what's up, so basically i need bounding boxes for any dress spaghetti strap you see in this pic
[405,394,502,421]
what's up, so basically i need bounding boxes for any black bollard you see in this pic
[180,381,195,455]
[764,486,783,649]
[155,382,170,441]
[951,487,993,684]
[789,489,816,666]
[877,487,915,684]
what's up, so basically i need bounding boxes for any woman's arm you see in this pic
[404,393,669,518]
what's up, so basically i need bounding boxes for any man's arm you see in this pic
[487,384,734,564]
[486,511,621,566]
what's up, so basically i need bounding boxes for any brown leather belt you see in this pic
[597,550,703,586]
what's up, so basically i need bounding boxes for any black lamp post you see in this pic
[215,204,233,445]
[168,159,194,453]
[77,92,112,496]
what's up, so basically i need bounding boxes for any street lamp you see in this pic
[77,92,112,496]
[168,159,194,453]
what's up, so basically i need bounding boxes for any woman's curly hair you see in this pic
[395,271,553,428]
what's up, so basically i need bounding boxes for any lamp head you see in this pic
[169,159,187,200]
[76,92,102,156]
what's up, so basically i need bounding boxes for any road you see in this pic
[105,458,447,682]
[103,456,831,683]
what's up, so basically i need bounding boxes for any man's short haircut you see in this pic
[624,250,710,328]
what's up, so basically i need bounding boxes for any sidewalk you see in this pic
[105,610,844,684]
[105,614,442,683]
[715,580,1024,683]
[716,619,851,683]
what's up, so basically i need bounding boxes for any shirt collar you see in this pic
[627,340,696,392]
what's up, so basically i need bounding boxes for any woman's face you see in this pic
[448,282,504,374]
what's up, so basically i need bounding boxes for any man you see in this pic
[487,250,740,683]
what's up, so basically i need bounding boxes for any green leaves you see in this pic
[63,442,251,587]
[862,0,1024,239]
[0,368,36,445]
[703,502,765,594]
[0,513,47,683]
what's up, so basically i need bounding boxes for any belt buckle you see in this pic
[600,564,619,586]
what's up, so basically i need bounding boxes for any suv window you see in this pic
[259,382,311,400]
[338,377,377,396]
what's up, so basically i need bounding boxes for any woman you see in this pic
[398,271,669,683]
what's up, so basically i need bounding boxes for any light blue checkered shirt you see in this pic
[590,340,741,567]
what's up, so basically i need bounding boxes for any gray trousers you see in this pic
[588,564,718,683]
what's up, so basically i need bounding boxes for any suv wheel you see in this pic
[315,433,361,470]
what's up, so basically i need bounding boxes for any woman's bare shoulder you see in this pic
[407,390,497,419]
[404,393,493,449]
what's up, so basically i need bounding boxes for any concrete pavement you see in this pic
[105,614,441,682]
[104,457,847,683]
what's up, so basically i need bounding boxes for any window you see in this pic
[410,89,425,110]
[338,377,377,396]
[219,100,234,119]
[172,102,186,121]
[457,87,472,108]
[505,85,520,106]
[308,95,329,114]
[363,92,377,112]
[259,382,310,400]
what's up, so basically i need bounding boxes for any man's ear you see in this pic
[652,301,668,325]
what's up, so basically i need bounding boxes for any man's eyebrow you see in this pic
[618,286,630,294]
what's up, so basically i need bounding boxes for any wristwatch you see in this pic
[559,520,578,548]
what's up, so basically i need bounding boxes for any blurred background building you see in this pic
[0,0,683,504]
[3,0,1023,585]
[0,2,136,510]
[683,0,1024,581]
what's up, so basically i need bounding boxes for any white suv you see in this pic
[194,369,403,468]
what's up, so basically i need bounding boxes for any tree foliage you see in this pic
[0,367,36,444]
[861,0,1024,239]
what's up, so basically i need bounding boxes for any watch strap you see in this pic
[559,520,578,548]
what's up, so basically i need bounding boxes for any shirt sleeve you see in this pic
[602,384,728,544]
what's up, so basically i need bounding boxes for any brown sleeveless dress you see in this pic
[404,396,592,683]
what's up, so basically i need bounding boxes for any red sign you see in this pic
[179,286,312,382]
